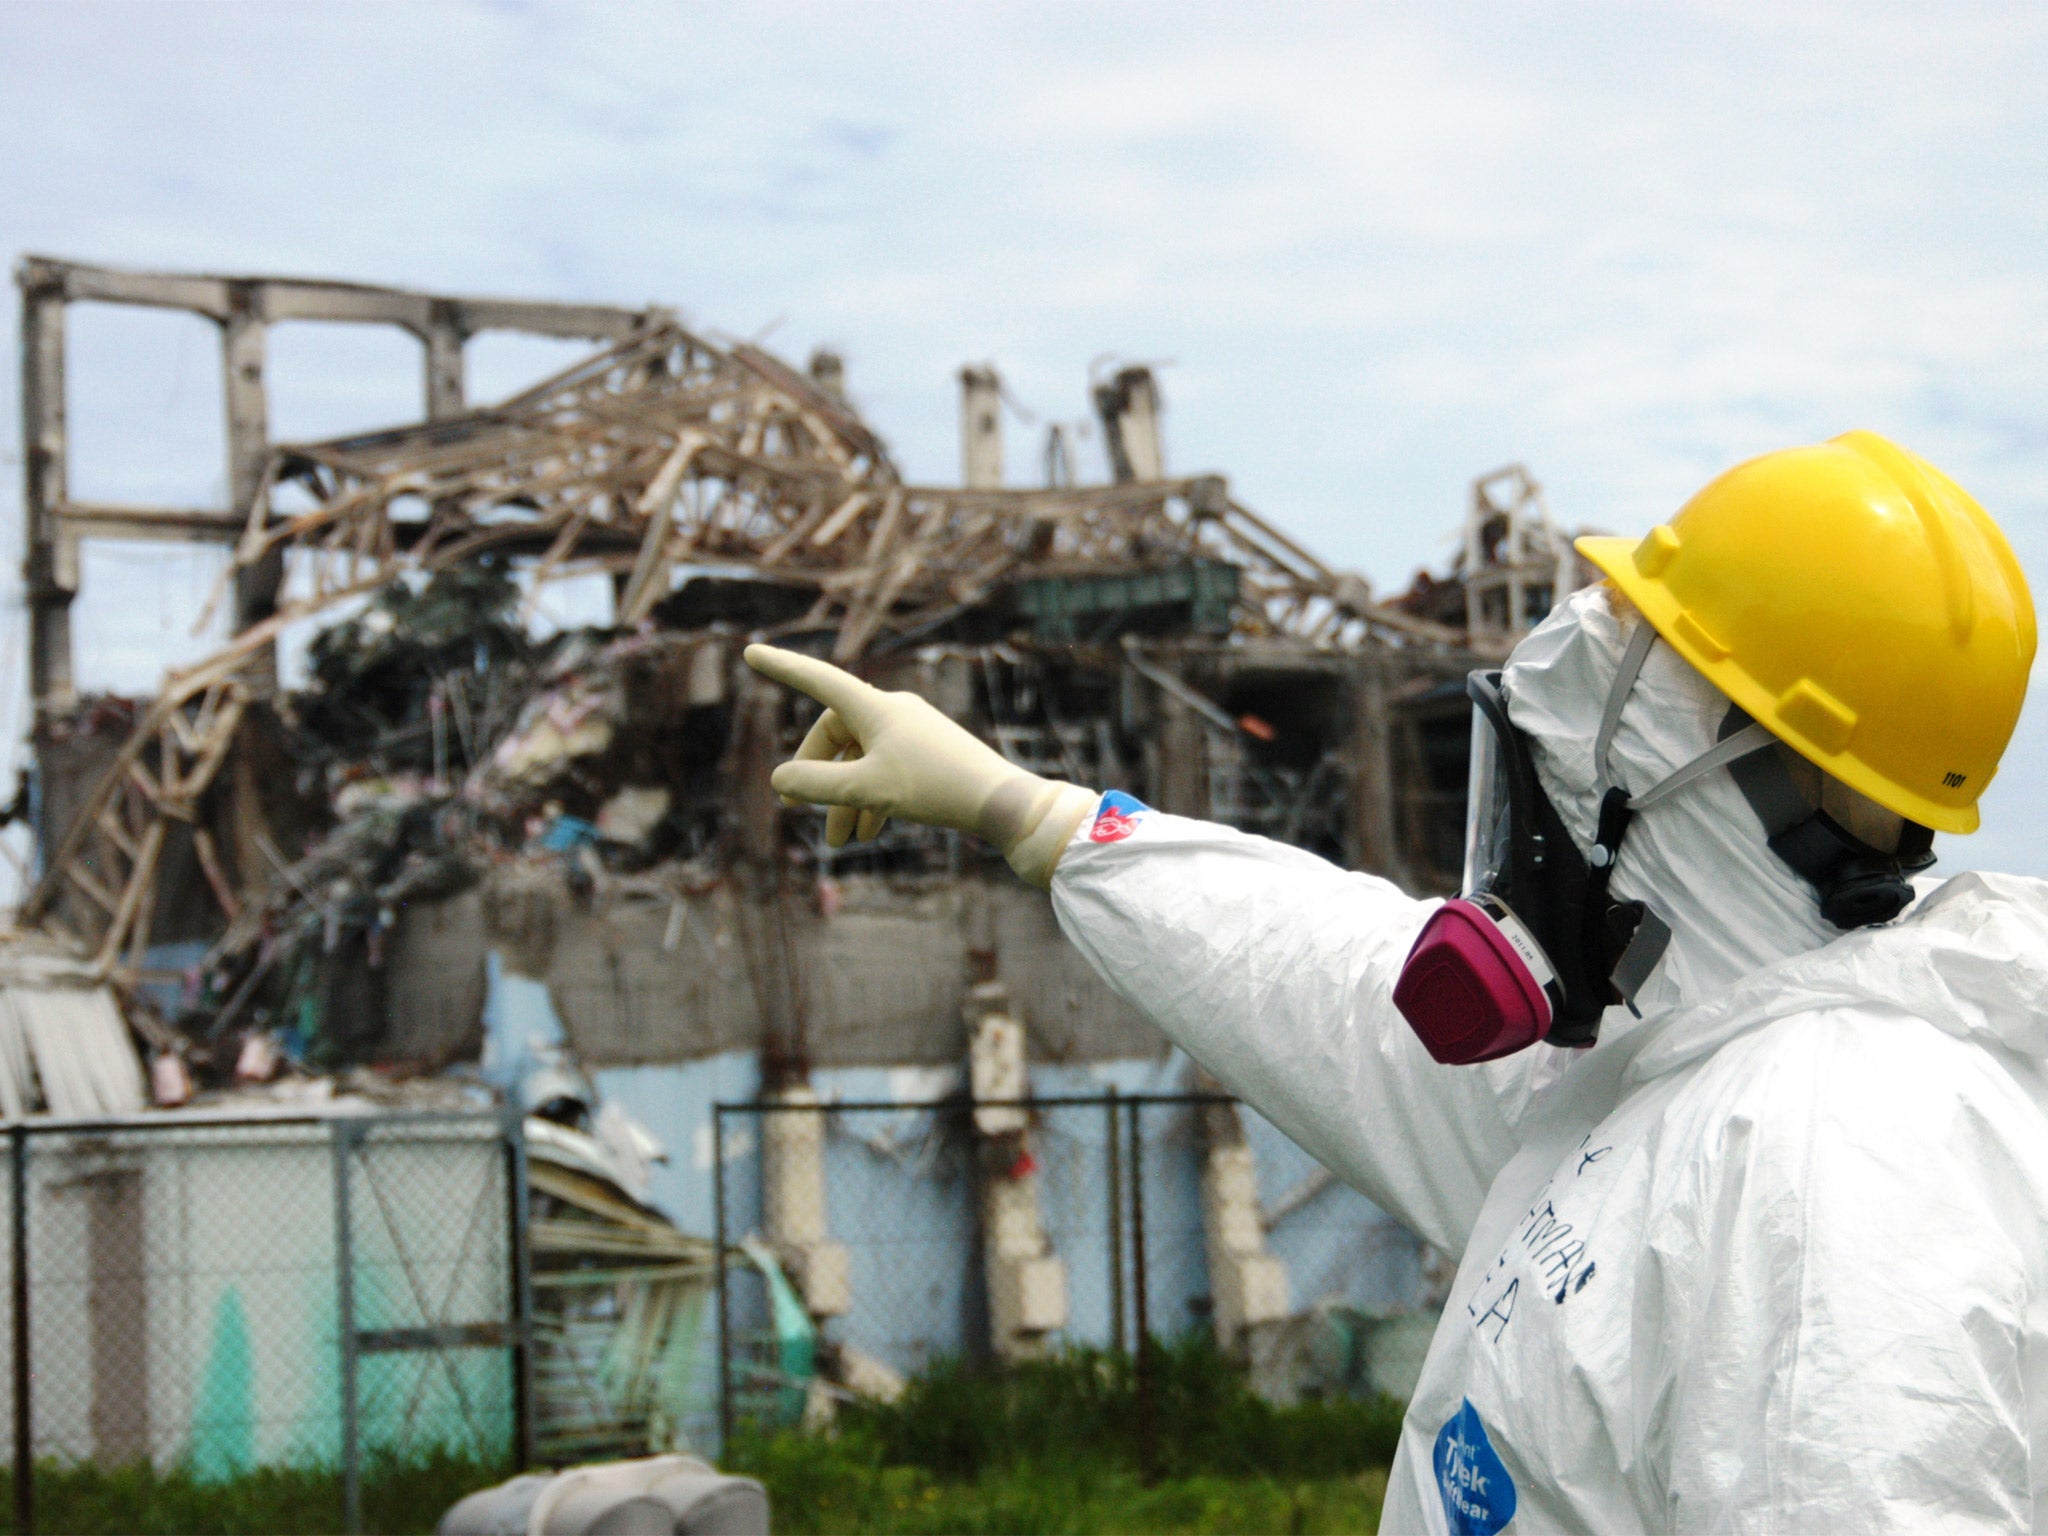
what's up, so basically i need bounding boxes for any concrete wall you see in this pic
[391,870,1163,1069]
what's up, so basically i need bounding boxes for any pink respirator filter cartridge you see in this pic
[1392,897,1555,1065]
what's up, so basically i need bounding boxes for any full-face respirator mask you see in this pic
[1392,622,1936,1065]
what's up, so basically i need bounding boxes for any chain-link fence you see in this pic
[711,1091,1431,1460]
[0,1110,532,1535]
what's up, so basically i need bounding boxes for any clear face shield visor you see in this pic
[1463,694,1514,899]
[1391,671,1597,1066]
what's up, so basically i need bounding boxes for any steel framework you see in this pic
[16,258,1465,977]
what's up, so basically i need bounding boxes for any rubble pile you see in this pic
[186,603,753,1074]
[297,556,537,779]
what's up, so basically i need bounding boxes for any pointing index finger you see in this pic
[743,644,884,736]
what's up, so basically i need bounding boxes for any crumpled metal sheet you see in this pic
[0,978,147,1118]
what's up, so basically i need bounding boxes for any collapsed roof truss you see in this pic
[242,318,1453,661]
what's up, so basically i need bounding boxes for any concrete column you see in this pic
[86,1167,149,1465]
[1197,1098,1290,1359]
[968,986,1066,1360]
[20,271,76,712]
[959,366,1003,489]
[1153,692,1210,819]
[761,1083,850,1320]
[807,349,847,406]
[223,283,282,682]
[423,301,466,421]
[1093,366,1163,483]
[1345,656,1412,888]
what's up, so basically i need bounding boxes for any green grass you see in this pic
[0,1447,507,1535]
[729,1339,1402,1535]
[734,1448,1388,1535]
[0,1344,1404,1534]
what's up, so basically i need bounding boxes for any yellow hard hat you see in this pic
[1577,431,2034,835]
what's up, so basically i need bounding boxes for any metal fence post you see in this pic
[713,1104,732,1458]
[11,1124,30,1536]
[503,1107,536,1472]
[332,1121,362,1536]
[1105,1089,1124,1357]
[1127,1101,1156,1484]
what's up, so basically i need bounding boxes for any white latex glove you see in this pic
[743,644,1098,888]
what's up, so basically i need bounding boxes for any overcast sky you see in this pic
[2,0,2046,875]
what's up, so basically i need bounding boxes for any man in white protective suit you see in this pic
[744,431,2048,1533]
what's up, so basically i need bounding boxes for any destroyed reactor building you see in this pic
[11,257,1593,1417]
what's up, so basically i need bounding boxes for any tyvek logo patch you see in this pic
[1089,790,1151,843]
[1434,1399,1515,1535]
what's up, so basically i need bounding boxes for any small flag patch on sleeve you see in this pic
[1088,790,1152,844]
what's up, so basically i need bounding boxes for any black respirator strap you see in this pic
[1579,784,1673,1015]
[1609,907,1673,1003]
[1720,714,1809,835]
[1581,786,1630,991]
[1895,820,1937,872]
[1719,704,1932,929]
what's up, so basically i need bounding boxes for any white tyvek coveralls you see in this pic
[1052,586,2048,1532]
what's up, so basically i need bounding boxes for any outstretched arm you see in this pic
[744,644,1521,1256]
